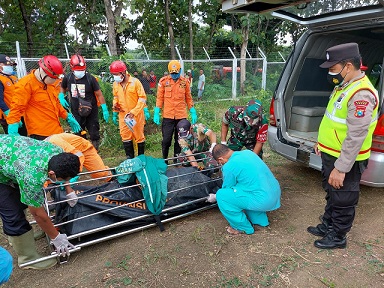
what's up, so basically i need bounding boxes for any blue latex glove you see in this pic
[143,107,151,121]
[101,103,110,123]
[189,107,198,124]
[153,107,161,125]
[3,109,9,116]
[66,113,82,133]
[18,121,23,128]
[58,92,70,110]
[112,112,119,126]
[7,123,19,135]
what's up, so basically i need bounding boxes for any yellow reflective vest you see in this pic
[318,76,378,161]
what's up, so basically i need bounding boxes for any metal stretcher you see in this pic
[20,152,222,268]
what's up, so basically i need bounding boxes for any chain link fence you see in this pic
[6,41,288,107]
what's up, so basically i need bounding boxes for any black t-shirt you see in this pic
[139,76,151,93]
[61,72,100,108]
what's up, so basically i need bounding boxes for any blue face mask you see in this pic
[170,71,181,80]
[1,66,14,75]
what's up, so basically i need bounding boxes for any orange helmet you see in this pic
[168,60,181,73]
[38,55,63,79]
[70,54,86,71]
[109,60,127,73]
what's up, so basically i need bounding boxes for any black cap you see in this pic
[320,43,360,68]
[0,54,16,66]
[176,119,191,138]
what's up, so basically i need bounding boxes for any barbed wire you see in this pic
[0,41,291,61]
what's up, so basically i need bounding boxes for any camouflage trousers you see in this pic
[176,151,218,169]
[227,137,263,159]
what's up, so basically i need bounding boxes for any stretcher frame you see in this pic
[20,152,221,268]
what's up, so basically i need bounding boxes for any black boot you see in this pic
[162,146,169,164]
[314,230,347,249]
[138,142,145,155]
[307,218,331,237]
[123,141,134,159]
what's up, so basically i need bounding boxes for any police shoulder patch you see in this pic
[353,100,369,118]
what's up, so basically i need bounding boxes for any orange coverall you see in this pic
[0,74,18,119]
[45,133,112,181]
[156,75,194,119]
[6,70,67,137]
[113,74,146,143]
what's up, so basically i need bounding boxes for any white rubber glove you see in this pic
[221,141,227,145]
[209,142,216,153]
[66,192,78,207]
[51,233,75,256]
[206,193,217,203]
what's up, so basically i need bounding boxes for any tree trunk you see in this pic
[103,0,118,56]
[165,0,176,59]
[188,0,194,63]
[240,14,249,95]
[17,0,33,57]
[207,20,216,51]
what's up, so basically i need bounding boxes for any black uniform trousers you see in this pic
[161,118,184,160]
[73,105,100,142]
[321,152,367,235]
[0,184,32,236]
[0,116,28,137]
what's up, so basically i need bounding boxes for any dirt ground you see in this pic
[2,150,384,288]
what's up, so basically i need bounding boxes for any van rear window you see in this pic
[294,58,334,92]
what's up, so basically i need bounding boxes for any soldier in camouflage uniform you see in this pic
[176,119,218,169]
[221,99,268,158]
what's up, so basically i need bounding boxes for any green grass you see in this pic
[97,91,273,165]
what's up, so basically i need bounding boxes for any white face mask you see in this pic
[1,65,14,75]
[44,76,57,85]
[114,75,123,83]
[73,70,86,79]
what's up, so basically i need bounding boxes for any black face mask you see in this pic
[327,64,346,86]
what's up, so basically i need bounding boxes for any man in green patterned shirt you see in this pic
[0,135,80,269]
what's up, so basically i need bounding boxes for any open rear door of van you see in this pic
[221,0,315,14]
[222,1,384,29]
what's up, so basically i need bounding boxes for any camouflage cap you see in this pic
[244,99,262,119]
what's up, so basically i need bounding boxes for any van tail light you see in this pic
[269,97,277,127]
[371,114,384,153]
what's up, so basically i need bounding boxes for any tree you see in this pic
[196,0,227,51]
[17,0,33,57]
[103,0,125,55]
[188,0,193,62]
[164,0,176,59]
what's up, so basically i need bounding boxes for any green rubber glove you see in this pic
[189,107,198,124]
[153,107,161,125]
[7,123,19,135]
[143,107,151,121]
[58,92,70,110]
[101,103,110,123]
[3,109,9,116]
[69,175,80,184]
[112,112,119,126]
[66,113,82,133]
